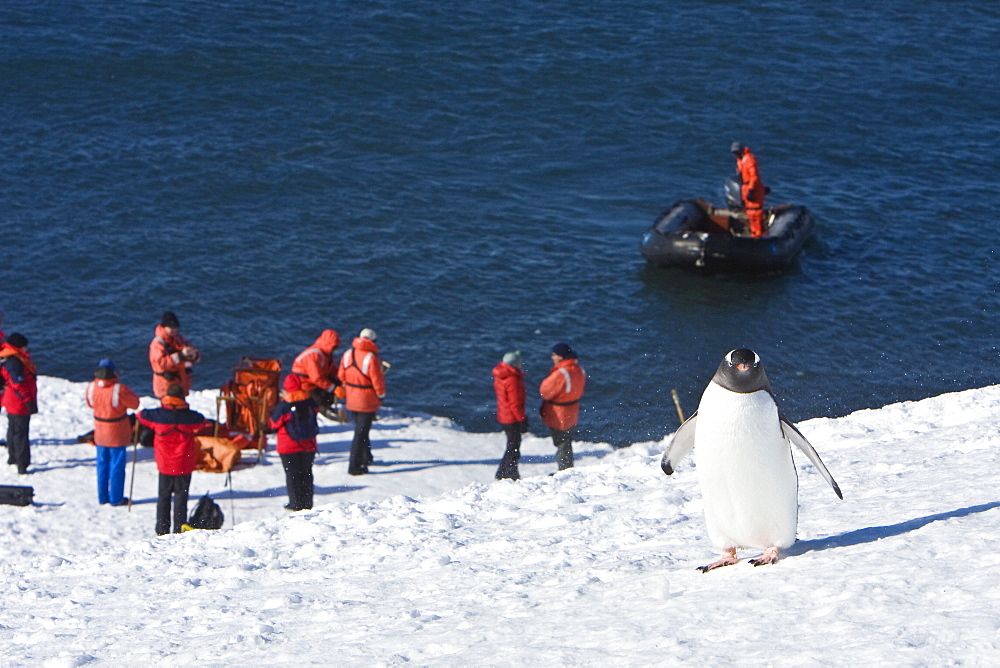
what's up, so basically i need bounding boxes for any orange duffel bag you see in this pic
[195,436,243,473]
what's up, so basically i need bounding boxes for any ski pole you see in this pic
[127,419,139,512]
[226,470,235,528]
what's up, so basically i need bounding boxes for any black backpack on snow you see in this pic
[186,494,224,530]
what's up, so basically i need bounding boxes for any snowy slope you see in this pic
[1,378,999,665]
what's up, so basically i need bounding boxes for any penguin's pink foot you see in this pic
[697,547,739,573]
[748,546,780,567]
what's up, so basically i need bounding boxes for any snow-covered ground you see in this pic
[2,377,999,666]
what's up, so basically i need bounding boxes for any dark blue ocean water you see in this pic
[3,1,999,446]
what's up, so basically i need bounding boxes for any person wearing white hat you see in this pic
[338,328,386,475]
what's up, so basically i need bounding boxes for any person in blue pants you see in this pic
[85,360,141,505]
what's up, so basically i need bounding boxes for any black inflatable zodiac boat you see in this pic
[640,178,815,272]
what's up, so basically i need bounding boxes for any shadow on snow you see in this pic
[789,501,1000,557]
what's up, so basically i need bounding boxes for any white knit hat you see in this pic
[360,328,377,341]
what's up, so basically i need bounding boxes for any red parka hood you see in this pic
[492,362,523,381]
[313,329,340,354]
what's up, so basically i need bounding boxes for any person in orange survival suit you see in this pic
[149,311,200,398]
[86,358,141,506]
[539,342,586,472]
[338,328,385,476]
[731,141,767,238]
[291,329,343,418]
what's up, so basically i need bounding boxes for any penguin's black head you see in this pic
[713,348,771,394]
[727,348,759,372]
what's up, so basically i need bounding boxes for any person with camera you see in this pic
[149,310,200,398]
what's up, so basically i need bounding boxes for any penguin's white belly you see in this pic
[694,384,798,550]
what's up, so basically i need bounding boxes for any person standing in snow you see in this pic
[338,328,386,476]
[270,374,319,511]
[1,333,38,475]
[137,383,207,535]
[85,359,141,506]
[149,310,200,398]
[291,329,344,420]
[493,351,528,481]
[539,342,586,472]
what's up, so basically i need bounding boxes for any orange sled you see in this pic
[217,357,282,460]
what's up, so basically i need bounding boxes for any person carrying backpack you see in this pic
[270,374,319,511]
[136,383,207,535]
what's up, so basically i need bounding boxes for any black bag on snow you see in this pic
[0,484,34,506]
[186,494,224,530]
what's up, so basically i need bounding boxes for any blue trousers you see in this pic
[96,445,129,505]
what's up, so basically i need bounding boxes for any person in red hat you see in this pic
[270,374,319,511]
[136,383,206,535]
[539,342,586,472]
[85,358,140,505]
[149,311,200,398]
[1,333,37,475]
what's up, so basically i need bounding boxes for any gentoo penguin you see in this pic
[661,349,842,572]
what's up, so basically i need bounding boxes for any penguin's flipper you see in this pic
[780,417,843,499]
[661,412,698,476]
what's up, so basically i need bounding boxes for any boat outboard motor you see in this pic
[723,174,743,210]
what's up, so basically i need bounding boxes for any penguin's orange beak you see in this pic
[737,363,750,371]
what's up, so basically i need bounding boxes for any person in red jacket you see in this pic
[291,329,343,419]
[338,328,386,476]
[269,374,319,511]
[136,383,207,535]
[731,142,767,238]
[149,311,200,398]
[1,333,38,475]
[493,351,527,481]
[86,359,141,506]
[539,342,586,472]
